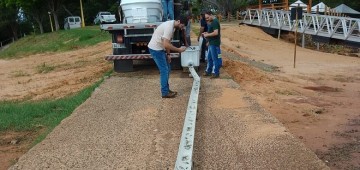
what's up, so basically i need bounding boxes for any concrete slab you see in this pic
[10,75,328,169]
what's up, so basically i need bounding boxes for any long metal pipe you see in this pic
[174,66,201,170]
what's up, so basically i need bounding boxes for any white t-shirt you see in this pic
[148,20,175,50]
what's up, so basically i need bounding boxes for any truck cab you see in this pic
[94,12,116,24]
[102,0,189,72]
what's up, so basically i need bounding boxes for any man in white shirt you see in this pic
[148,16,187,98]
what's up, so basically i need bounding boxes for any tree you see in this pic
[48,0,63,31]
[83,0,118,24]
[0,0,20,40]
[199,0,248,15]
[15,0,48,34]
[0,0,120,38]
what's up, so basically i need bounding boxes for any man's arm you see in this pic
[204,29,218,38]
[165,48,171,63]
[163,38,184,53]
[163,38,186,63]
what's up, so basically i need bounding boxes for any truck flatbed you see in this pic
[100,22,164,31]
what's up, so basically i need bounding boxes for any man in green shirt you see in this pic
[202,10,221,78]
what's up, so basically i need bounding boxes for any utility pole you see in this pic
[307,0,312,13]
[293,4,300,68]
[48,12,54,32]
[258,0,262,9]
[80,0,85,27]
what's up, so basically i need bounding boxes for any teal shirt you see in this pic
[208,18,221,46]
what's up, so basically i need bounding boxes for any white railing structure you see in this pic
[174,66,201,170]
[241,9,360,43]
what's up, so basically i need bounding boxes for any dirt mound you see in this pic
[220,23,360,169]
[0,42,112,101]
[222,57,268,83]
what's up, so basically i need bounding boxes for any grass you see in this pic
[275,89,298,95]
[0,26,110,59]
[11,70,30,77]
[36,62,55,73]
[0,70,112,143]
[191,24,200,36]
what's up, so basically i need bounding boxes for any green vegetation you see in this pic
[191,24,200,37]
[0,26,110,59]
[11,70,30,77]
[0,71,112,142]
[36,63,55,73]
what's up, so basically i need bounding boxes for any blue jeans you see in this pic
[162,0,174,21]
[149,48,171,96]
[205,45,221,76]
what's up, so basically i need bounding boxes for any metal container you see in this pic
[120,0,162,23]
[181,46,200,67]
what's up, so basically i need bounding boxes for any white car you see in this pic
[64,16,81,30]
[94,12,116,24]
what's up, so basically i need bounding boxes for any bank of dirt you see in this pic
[220,24,360,169]
[0,41,112,101]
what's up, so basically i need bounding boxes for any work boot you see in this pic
[203,72,211,77]
[210,74,220,79]
[162,91,177,98]
[169,90,178,96]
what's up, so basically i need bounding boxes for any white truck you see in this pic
[64,16,81,30]
[94,11,116,24]
[101,0,192,72]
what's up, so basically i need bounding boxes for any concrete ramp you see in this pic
[194,79,328,169]
[10,75,328,169]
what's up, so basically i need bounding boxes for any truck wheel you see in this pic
[114,60,134,72]
[174,0,181,19]
[170,57,182,70]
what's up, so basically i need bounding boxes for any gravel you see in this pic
[10,69,328,169]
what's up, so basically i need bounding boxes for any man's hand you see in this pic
[178,46,186,53]
[202,32,209,38]
[167,54,171,63]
